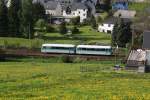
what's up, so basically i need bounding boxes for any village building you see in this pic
[128,0,146,2]
[112,0,128,10]
[98,17,117,34]
[44,1,62,16]
[113,10,136,19]
[98,17,131,34]
[33,0,96,23]
[126,31,150,72]
[62,3,88,22]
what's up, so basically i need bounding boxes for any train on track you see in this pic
[41,44,113,55]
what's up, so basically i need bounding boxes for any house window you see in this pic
[66,6,71,14]
[83,14,85,16]
[101,24,104,26]
[108,24,111,27]
[103,30,105,32]
[78,11,80,14]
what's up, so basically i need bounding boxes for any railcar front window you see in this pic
[42,46,46,50]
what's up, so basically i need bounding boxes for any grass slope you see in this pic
[128,2,150,11]
[0,26,111,49]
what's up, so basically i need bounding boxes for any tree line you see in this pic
[0,0,45,38]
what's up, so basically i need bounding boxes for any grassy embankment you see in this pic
[0,57,150,99]
[0,26,111,49]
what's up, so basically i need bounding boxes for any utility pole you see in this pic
[29,23,31,39]
[131,24,135,48]
[115,42,118,65]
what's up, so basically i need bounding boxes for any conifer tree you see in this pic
[103,0,111,12]
[0,0,8,36]
[33,2,45,22]
[20,0,34,38]
[90,15,97,29]
[59,22,67,35]
[112,18,132,47]
[8,0,21,37]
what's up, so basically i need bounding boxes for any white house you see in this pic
[98,17,131,34]
[98,18,116,34]
[62,3,88,22]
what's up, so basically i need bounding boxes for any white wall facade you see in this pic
[98,23,114,34]
[63,9,88,22]
[46,10,56,15]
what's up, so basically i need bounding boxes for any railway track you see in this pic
[1,49,125,61]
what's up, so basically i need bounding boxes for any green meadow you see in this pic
[0,57,150,100]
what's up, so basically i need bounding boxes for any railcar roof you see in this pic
[42,44,75,47]
[77,45,112,49]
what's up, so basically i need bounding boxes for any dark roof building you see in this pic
[112,0,128,10]
[43,1,59,10]
[103,17,131,24]
[143,31,150,49]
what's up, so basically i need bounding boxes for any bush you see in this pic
[35,19,46,31]
[61,55,74,63]
[30,39,41,50]
[90,15,97,29]
[71,16,80,25]
[0,48,5,54]
[46,24,55,32]
[73,57,84,63]
[71,26,79,34]
[3,40,8,49]
[81,19,90,26]
[59,22,67,35]
[0,48,5,61]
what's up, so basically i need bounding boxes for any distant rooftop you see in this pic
[44,1,59,10]
[143,31,150,49]
[113,0,128,2]
[103,17,131,24]
[113,10,136,19]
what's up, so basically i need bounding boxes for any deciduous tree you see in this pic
[112,18,132,47]
[59,22,67,35]
[90,15,97,29]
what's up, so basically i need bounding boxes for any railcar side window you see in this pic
[100,48,106,51]
[50,47,74,50]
